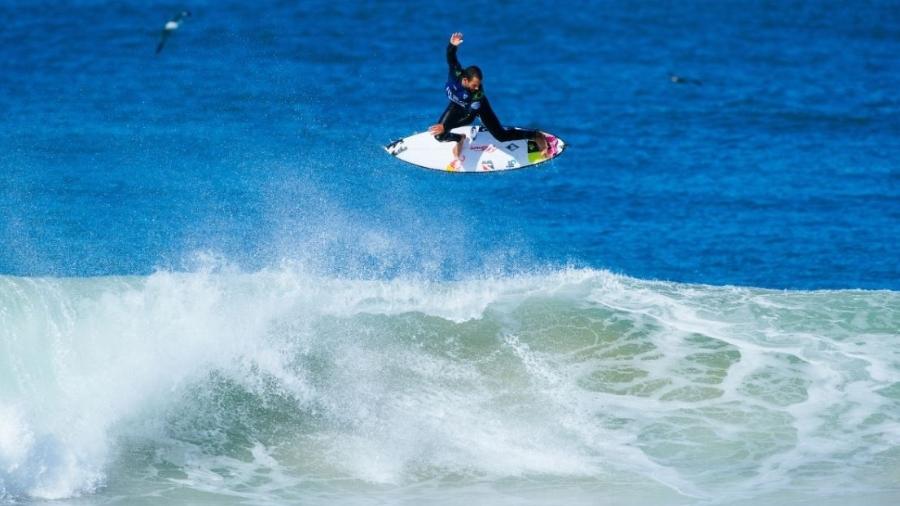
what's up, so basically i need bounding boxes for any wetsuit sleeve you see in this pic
[447,43,463,80]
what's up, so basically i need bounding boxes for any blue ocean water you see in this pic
[2,1,899,505]
[1,0,897,288]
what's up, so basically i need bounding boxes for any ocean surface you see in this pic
[1,0,898,504]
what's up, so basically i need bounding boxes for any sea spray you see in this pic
[1,268,898,504]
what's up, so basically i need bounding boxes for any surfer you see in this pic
[428,32,552,164]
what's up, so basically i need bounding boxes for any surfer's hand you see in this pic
[450,32,463,46]
[428,124,445,135]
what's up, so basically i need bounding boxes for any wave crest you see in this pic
[1,268,897,502]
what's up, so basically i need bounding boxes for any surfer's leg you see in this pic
[478,98,549,154]
[435,132,464,143]
[477,98,526,141]
[452,137,464,159]
[434,131,465,160]
[434,104,472,142]
[435,130,465,159]
[434,104,472,159]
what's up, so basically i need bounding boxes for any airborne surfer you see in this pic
[428,32,554,169]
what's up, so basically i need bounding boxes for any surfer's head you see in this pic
[461,65,482,92]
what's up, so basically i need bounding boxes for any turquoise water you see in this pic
[2,0,899,504]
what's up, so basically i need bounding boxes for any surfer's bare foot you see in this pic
[535,133,550,157]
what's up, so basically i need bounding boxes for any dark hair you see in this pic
[462,65,482,80]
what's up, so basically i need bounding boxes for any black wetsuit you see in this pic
[434,44,539,144]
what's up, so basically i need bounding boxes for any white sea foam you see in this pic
[0,268,897,503]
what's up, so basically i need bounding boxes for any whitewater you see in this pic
[1,267,897,505]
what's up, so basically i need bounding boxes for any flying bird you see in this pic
[156,11,191,54]
[669,73,703,86]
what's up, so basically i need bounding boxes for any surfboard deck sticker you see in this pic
[385,125,565,172]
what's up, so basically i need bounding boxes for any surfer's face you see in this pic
[461,77,481,92]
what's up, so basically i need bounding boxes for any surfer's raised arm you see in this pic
[446,32,464,77]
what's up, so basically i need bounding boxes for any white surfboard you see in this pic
[385,125,565,172]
